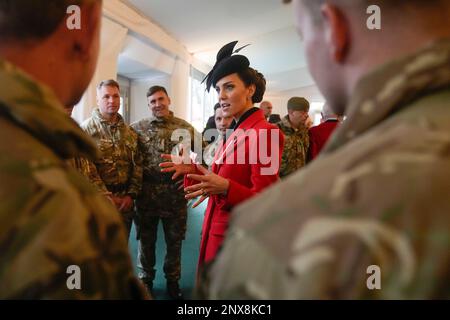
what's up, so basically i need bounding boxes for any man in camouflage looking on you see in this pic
[0,0,145,299]
[276,96,311,178]
[204,0,450,299]
[132,85,204,300]
[82,79,142,241]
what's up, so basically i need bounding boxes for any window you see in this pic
[310,102,325,125]
[118,75,131,124]
[189,66,218,133]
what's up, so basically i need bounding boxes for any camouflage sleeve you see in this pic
[279,148,289,177]
[84,158,109,194]
[2,166,148,299]
[205,214,450,299]
[68,157,109,194]
[126,131,143,199]
[203,224,357,299]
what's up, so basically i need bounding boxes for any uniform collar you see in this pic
[0,58,98,160]
[93,107,125,127]
[149,110,174,123]
[323,38,450,154]
[280,114,306,132]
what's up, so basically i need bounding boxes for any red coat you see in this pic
[186,109,284,269]
[308,120,340,161]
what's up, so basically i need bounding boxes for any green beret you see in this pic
[287,97,310,112]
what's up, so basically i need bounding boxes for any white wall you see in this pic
[170,58,190,121]
[129,76,171,124]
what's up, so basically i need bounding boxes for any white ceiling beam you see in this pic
[103,0,191,62]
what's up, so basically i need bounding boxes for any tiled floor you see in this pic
[128,200,206,299]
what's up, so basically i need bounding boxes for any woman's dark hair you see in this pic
[237,67,266,103]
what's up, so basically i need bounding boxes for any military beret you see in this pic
[203,41,250,91]
[287,97,310,112]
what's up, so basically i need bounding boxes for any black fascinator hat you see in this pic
[202,41,250,91]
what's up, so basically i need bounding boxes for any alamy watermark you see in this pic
[66,5,81,30]
[169,128,281,176]
[64,264,381,292]
[367,5,381,30]
[367,265,382,290]
[66,265,81,290]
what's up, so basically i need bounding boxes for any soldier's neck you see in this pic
[288,117,303,129]
[102,112,119,124]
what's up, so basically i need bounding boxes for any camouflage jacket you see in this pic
[82,109,142,199]
[66,157,108,194]
[203,39,450,299]
[276,116,309,178]
[0,59,146,299]
[131,112,204,216]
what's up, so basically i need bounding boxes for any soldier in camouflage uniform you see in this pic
[0,0,146,299]
[202,0,450,299]
[131,85,204,299]
[276,97,310,178]
[65,105,110,194]
[203,104,234,169]
[82,80,142,241]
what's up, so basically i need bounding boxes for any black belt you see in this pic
[106,184,128,194]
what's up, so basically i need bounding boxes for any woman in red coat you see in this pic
[160,41,284,272]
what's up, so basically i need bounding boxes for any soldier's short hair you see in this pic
[97,79,120,92]
[147,85,168,98]
[0,0,94,41]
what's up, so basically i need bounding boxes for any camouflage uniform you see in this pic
[66,157,109,194]
[82,109,142,240]
[0,59,145,299]
[276,116,309,178]
[202,40,450,299]
[131,112,203,287]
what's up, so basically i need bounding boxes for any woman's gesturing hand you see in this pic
[159,154,196,180]
[184,164,230,208]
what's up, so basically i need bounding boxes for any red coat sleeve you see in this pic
[308,129,320,161]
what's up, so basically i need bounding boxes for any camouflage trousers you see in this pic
[120,208,135,243]
[136,211,187,284]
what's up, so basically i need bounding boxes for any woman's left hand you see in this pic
[185,164,230,208]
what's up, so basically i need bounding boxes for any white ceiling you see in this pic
[122,0,314,94]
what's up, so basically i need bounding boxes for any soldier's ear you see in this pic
[68,2,102,62]
[321,4,350,63]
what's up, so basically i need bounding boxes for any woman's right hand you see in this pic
[159,154,196,180]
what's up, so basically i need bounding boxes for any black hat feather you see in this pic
[202,41,250,91]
